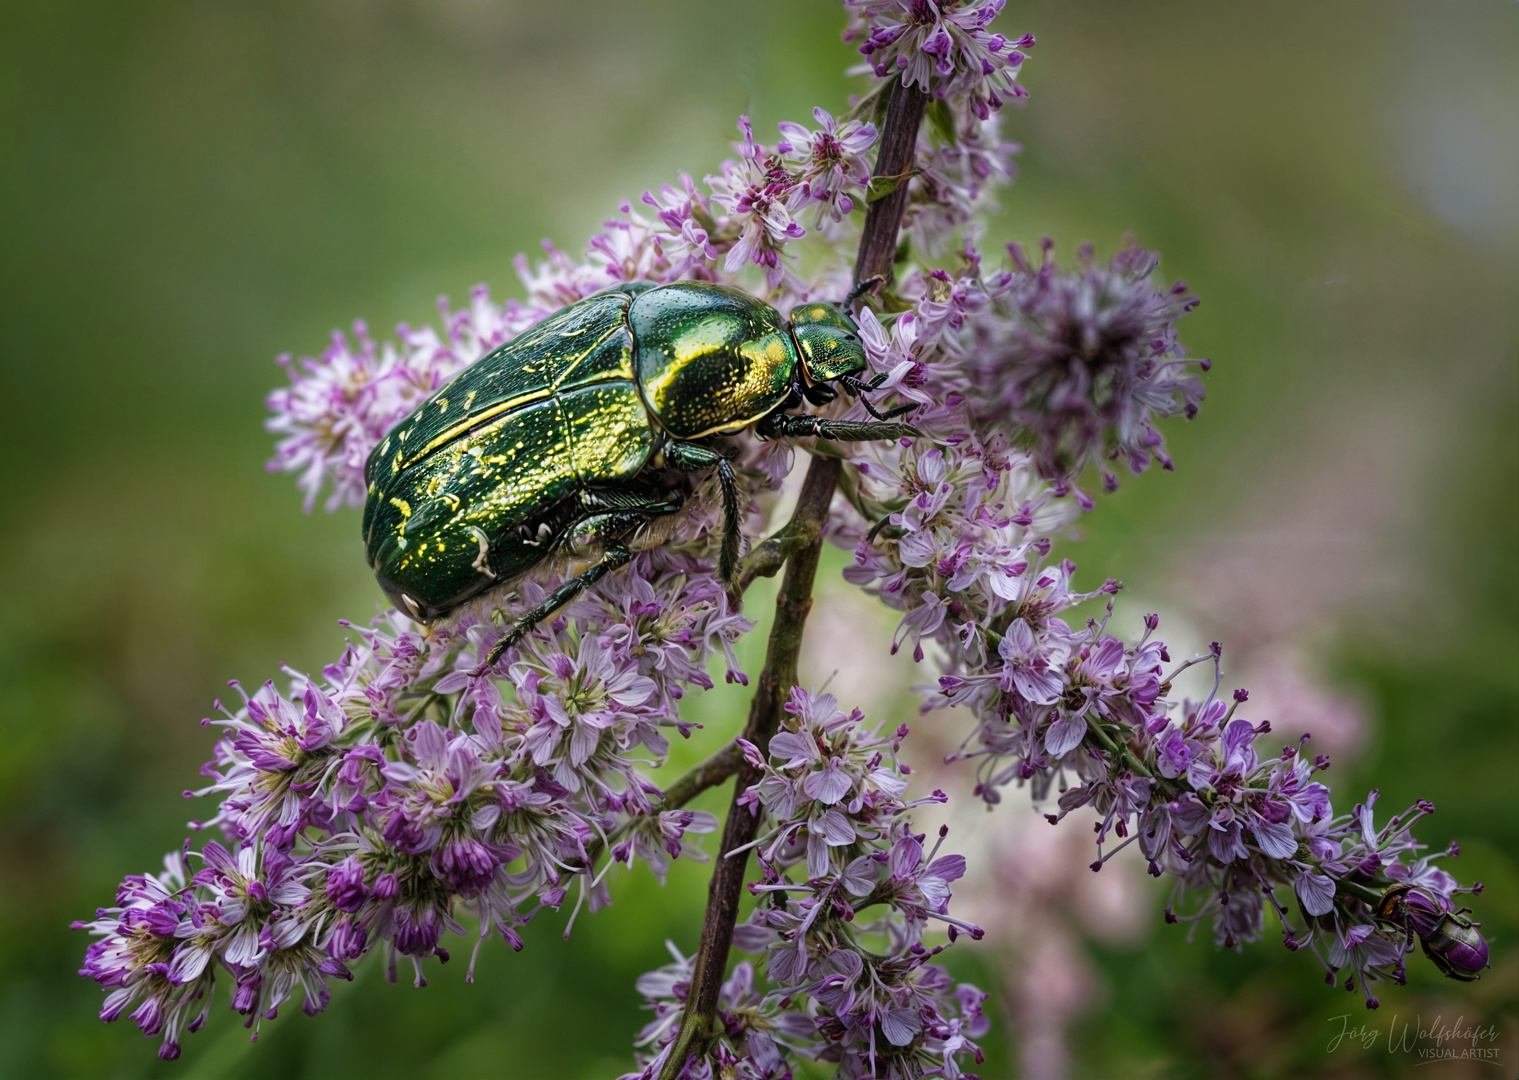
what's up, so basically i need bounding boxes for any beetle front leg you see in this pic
[755,412,920,442]
[837,375,919,422]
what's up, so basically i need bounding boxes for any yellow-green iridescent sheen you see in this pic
[368,290,636,480]
[628,282,797,440]
[565,384,652,480]
[361,279,854,623]
[363,290,651,619]
[789,301,868,383]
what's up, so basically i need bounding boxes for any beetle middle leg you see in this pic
[661,441,742,583]
[472,497,683,674]
[755,413,920,443]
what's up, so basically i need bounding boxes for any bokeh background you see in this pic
[1,1,1514,1077]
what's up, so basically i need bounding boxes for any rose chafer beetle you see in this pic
[1375,882,1490,982]
[362,279,913,667]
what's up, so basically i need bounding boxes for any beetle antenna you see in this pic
[848,392,918,422]
[841,373,889,395]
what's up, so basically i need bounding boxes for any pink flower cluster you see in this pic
[624,690,989,1080]
[966,241,1207,489]
[266,290,515,512]
[75,551,748,1059]
[829,249,1484,1004]
[82,0,1491,1070]
[846,0,1035,119]
[815,10,1485,1001]
[833,305,1485,1005]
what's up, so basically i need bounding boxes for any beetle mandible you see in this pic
[361,279,915,669]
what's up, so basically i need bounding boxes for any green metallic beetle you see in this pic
[362,279,914,667]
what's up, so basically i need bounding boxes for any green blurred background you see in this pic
[1,2,1514,1077]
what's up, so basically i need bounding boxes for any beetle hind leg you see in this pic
[471,495,685,674]
[473,540,633,674]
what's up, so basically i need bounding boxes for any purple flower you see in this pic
[998,619,1067,704]
[778,107,878,223]
[743,689,913,878]
[392,907,443,958]
[80,536,745,1056]
[621,946,796,1080]
[1295,871,1337,918]
[966,241,1207,491]
[194,680,350,849]
[84,2,1491,1065]
[640,174,719,276]
[434,837,502,895]
[619,810,720,883]
[906,110,1022,254]
[266,288,517,512]
[846,0,1034,119]
[706,117,807,289]
[324,855,368,913]
[712,693,987,1078]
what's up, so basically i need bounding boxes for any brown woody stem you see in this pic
[854,78,929,287]
[657,75,927,1080]
[732,523,805,599]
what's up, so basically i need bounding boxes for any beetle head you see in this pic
[789,302,867,384]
